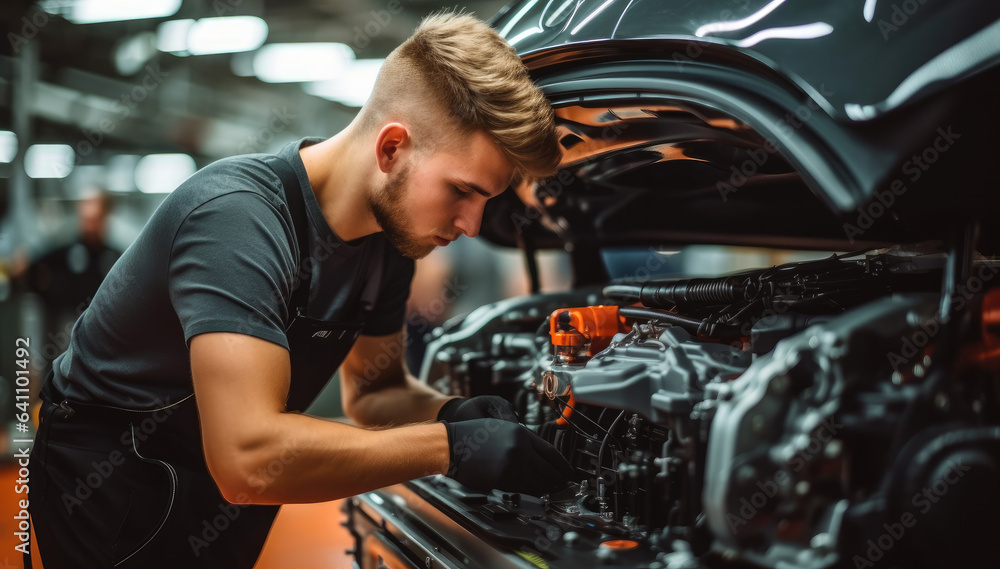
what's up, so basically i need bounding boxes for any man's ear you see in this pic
[375,123,409,174]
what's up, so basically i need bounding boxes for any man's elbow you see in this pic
[342,396,377,427]
[204,444,280,504]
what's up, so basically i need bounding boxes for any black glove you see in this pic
[444,418,575,496]
[437,395,519,423]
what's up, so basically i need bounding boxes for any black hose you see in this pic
[604,276,748,308]
[618,306,742,338]
[619,306,702,329]
[603,285,642,303]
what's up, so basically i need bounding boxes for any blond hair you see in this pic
[357,12,561,181]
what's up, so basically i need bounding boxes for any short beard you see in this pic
[368,163,434,260]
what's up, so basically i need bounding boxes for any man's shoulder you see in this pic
[184,153,284,203]
[153,153,288,225]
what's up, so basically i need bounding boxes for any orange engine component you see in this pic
[549,305,630,362]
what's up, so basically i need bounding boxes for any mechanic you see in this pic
[28,12,573,569]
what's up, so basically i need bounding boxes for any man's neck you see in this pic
[299,129,381,242]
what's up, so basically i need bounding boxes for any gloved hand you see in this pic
[437,395,519,423]
[444,418,575,496]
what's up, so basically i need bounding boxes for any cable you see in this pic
[551,397,605,445]
[554,397,619,441]
[597,411,626,483]
[618,306,742,338]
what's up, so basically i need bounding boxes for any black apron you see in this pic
[28,155,385,568]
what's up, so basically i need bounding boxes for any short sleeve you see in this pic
[361,252,415,336]
[168,191,297,349]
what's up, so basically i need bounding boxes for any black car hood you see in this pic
[481,0,1000,254]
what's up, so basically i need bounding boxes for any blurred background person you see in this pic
[13,188,121,375]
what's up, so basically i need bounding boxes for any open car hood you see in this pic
[481,0,1000,255]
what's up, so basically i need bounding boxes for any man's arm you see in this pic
[190,331,450,505]
[339,327,456,427]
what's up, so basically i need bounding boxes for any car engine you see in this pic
[347,240,1000,569]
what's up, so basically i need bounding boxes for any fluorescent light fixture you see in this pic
[253,43,355,83]
[157,19,195,54]
[736,22,834,47]
[0,131,17,163]
[135,153,196,193]
[25,144,75,179]
[304,59,383,108]
[188,16,268,55]
[69,0,182,25]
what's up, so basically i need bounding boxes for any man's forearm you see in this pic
[345,374,456,426]
[216,413,450,504]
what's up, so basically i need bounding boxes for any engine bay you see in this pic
[348,242,1000,569]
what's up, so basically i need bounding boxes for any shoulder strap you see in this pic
[264,154,386,319]
[262,155,311,314]
[359,239,385,314]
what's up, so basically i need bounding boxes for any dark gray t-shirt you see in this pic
[48,138,414,409]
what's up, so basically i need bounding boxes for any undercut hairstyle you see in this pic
[357,11,561,182]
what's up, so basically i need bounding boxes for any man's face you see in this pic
[369,130,515,260]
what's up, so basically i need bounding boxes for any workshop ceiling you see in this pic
[0,0,510,163]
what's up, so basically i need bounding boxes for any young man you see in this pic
[29,12,572,568]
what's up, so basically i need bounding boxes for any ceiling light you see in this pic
[0,131,17,163]
[304,59,383,108]
[68,0,183,25]
[25,144,75,178]
[253,43,355,83]
[157,19,195,54]
[188,16,268,55]
[135,154,196,193]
